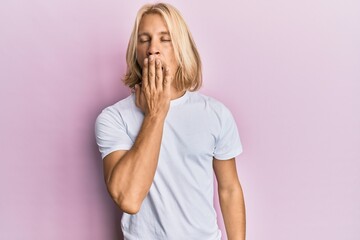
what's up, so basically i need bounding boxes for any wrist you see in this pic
[144,112,167,123]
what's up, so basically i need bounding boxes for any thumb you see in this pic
[134,84,141,108]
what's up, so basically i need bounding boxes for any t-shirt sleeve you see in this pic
[213,104,243,160]
[95,108,133,159]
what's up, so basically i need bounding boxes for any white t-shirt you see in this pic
[95,91,243,240]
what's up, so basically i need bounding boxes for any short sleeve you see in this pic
[95,108,133,159]
[213,105,243,160]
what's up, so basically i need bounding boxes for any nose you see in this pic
[146,41,160,57]
[147,50,160,57]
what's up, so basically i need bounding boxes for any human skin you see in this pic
[136,14,178,82]
[213,159,246,239]
[102,13,246,239]
[103,13,180,215]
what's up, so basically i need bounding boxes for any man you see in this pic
[95,3,246,240]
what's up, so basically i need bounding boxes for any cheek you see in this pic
[137,56,144,68]
[168,53,179,68]
[168,49,178,65]
[136,47,146,68]
[163,48,177,64]
[136,55,146,68]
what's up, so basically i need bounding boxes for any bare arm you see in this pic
[104,56,172,214]
[213,158,246,240]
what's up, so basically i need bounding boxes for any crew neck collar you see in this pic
[170,91,189,107]
[130,90,190,108]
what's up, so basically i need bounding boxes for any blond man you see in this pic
[95,3,246,240]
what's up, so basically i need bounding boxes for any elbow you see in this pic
[117,198,141,215]
[218,184,244,200]
[107,185,142,215]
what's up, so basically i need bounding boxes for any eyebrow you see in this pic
[138,31,170,37]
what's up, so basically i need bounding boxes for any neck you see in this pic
[170,87,186,100]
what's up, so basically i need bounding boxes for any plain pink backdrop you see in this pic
[1,0,359,239]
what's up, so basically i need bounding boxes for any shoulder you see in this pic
[187,91,231,115]
[95,94,137,126]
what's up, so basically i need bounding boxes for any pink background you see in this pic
[1,0,359,239]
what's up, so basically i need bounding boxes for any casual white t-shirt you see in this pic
[95,91,243,240]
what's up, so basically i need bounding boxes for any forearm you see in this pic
[107,55,172,214]
[219,185,246,240]
[108,114,165,213]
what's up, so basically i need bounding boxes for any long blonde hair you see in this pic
[123,3,202,91]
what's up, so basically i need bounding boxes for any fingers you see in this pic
[148,55,156,91]
[142,58,149,90]
[135,84,141,108]
[155,58,163,91]
[163,66,172,92]
[137,57,171,116]
[142,56,171,93]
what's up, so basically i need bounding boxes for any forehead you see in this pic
[138,13,169,35]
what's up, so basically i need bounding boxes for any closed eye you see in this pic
[139,39,150,43]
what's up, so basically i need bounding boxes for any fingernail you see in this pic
[144,58,148,64]
[156,59,160,65]
[149,55,154,61]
